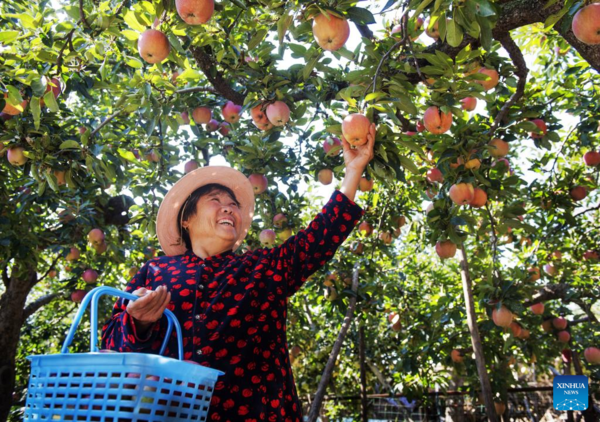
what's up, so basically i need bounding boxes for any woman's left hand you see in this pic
[341,123,376,173]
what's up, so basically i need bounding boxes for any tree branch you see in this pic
[574,202,600,218]
[79,0,91,29]
[113,0,129,18]
[91,110,122,138]
[1,265,8,288]
[571,299,599,324]
[23,293,62,320]
[175,86,218,96]
[457,244,499,422]
[307,262,361,422]
[392,0,600,86]
[355,24,373,40]
[492,0,600,72]
[489,32,528,136]
[190,46,245,105]
[524,283,571,306]
[367,8,410,96]
[56,29,76,73]
[571,317,590,326]
[37,254,62,284]
[484,203,501,283]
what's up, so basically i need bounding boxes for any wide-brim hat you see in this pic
[156,166,255,256]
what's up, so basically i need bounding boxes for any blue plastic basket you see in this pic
[24,286,223,422]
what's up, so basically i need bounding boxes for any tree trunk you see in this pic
[0,270,35,422]
[307,262,360,422]
[572,351,599,422]
[457,245,499,422]
[359,323,368,422]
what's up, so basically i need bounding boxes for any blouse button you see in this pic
[196,350,202,355]
[194,314,200,320]
[198,284,204,290]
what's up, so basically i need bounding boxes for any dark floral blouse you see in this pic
[101,190,363,421]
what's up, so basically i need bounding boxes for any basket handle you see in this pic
[60,286,184,360]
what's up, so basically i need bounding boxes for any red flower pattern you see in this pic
[101,191,362,421]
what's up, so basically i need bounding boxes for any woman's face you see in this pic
[183,190,242,250]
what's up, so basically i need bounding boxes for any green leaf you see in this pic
[118,148,139,162]
[398,155,419,175]
[4,13,36,29]
[123,10,147,32]
[37,181,47,196]
[64,6,80,21]
[248,28,268,50]
[43,91,59,112]
[126,57,144,69]
[0,31,19,44]
[44,170,59,192]
[179,68,202,81]
[216,48,225,63]
[30,97,41,129]
[31,77,46,97]
[474,0,496,17]
[345,7,376,25]
[303,54,320,81]
[6,86,23,104]
[395,138,425,155]
[337,88,357,108]
[446,19,463,48]
[455,44,472,64]
[413,0,435,18]
[515,121,539,132]
[277,13,293,46]
[544,4,570,29]
[396,94,418,115]
[66,169,76,189]
[288,43,307,56]
[121,29,140,41]
[476,15,492,51]
[59,140,80,150]
[380,0,397,13]
[365,92,386,102]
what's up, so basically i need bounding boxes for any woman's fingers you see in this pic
[149,291,171,321]
[127,286,169,323]
[366,123,376,143]
[132,287,147,297]
[367,124,376,157]
[341,135,351,153]
[145,289,171,321]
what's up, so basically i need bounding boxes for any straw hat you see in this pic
[156,166,255,256]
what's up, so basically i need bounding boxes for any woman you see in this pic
[102,125,376,422]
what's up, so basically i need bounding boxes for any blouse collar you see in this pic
[184,248,234,263]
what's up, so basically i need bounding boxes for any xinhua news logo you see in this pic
[553,375,588,411]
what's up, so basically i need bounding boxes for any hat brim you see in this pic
[156,166,255,256]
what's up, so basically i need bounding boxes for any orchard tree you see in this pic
[2,0,600,421]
